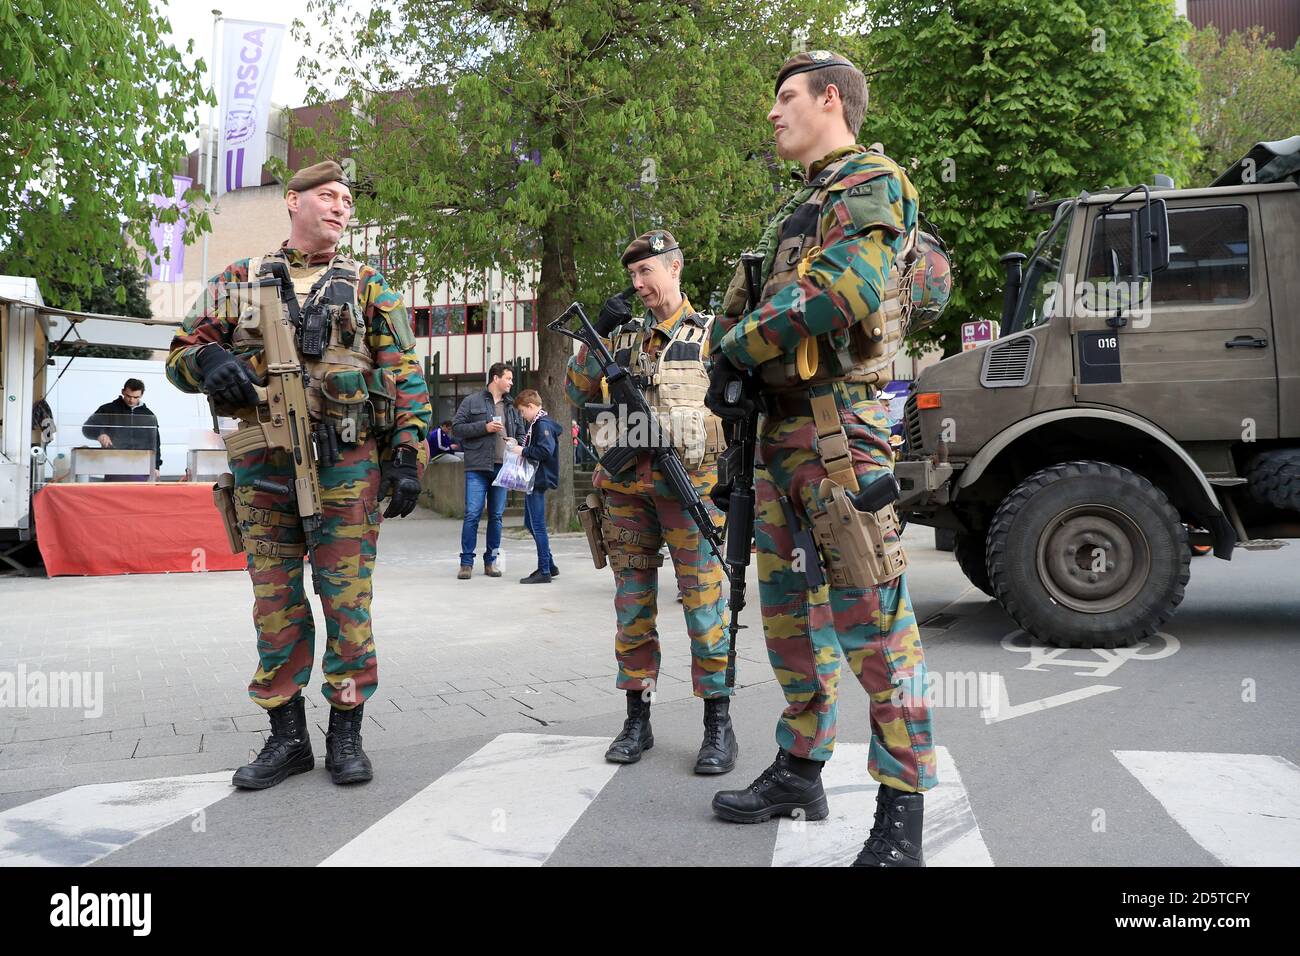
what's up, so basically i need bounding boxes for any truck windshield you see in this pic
[1019,202,1074,330]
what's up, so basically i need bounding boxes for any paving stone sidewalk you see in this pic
[0,512,972,796]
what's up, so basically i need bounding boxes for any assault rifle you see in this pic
[548,301,726,570]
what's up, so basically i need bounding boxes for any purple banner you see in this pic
[148,175,191,282]
[218,20,284,194]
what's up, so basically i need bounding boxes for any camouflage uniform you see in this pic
[167,248,431,712]
[712,145,938,794]
[566,296,730,700]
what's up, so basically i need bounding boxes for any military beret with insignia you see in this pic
[621,229,680,267]
[285,160,350,194]
[775,50,858,94]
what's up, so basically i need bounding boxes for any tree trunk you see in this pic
[538,213,580,531]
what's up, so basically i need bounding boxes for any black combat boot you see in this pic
[325,704,374,785]
[231,695,314,790]
[711,750,829,823]
[693,696,738,775]
[604,691,654,764]
[852,784,925,867]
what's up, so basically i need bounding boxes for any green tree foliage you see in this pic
[850,0,1198,353]
[295,0,841,524]
[50,262,153,319]
[0,0,211,309]
[1186,26,1300,188]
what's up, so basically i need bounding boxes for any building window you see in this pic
[449,304,466,334]
[466,303,484,335]
[516,300,535,330]
[490,301,509,332]
[431,305,451,335]
[411,306,431,337]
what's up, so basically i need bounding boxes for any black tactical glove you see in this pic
[594,287,635,337]
[379,446,421,518]
[196,345,259,407]
[705,354,757,422]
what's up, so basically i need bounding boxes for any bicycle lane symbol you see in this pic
[980,631,1181,724]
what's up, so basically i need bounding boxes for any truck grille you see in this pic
[904,392,924,454]
[980,334,1036,387]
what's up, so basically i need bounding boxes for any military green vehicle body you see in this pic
[898,138,1300,648]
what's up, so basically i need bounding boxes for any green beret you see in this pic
[621,229,680,267]
[775,49,857,94]
[285,160,349,194]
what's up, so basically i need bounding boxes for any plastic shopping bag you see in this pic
[493,450,536,493]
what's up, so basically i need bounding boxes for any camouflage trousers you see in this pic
[753,381,937,793]
[602,487,731,699]
[230,437,382,712]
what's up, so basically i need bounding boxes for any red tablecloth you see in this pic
[33,483,248,576]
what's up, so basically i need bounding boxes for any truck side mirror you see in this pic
[1136,198,1170,275]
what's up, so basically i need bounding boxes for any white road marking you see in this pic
[1114,750,1300,867]
[0,771,234,867]
[771,745,993,867]
[1001,629,1180,677]
[981,673,1120,724]
[318,733,620,867]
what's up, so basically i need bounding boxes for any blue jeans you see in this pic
[461,465,507,567]
[523,489,552,575]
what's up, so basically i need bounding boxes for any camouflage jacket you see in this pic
[566,296,717,496]
[712,146,918,369]
[166,246,432,462]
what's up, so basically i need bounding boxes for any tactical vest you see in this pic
[228,251,396,444]
[723,146,921,393]
[590,311,725,471]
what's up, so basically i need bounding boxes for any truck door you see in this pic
[1070,196,1278,442]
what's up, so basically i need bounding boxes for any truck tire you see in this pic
[985,461,1190,649]
[953,531,994,596]
[1244,449,1300,513]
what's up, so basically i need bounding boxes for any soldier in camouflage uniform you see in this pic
[167,161,431,790]
[566,230,738,774]
[707,53,939,866]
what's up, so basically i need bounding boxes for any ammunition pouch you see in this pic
[212,474,244,555]
[577,492,609,570]
[320,367,371,444]
[365,368,398,436]
[809,478,908,588]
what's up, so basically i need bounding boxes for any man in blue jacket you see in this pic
[514,388,563,583]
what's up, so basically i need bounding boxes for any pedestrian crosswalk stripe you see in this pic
[770,745,992,867]
[1113,750,1300,867]
[0,771,234,867]
[318,733,620,867]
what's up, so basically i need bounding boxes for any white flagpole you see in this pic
[201,8,222,287]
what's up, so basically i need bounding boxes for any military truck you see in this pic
[897,137,1300,648]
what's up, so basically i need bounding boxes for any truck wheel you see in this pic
[953,531,994,596]
[985,461,1189,649]
[1244,449,1300,513]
